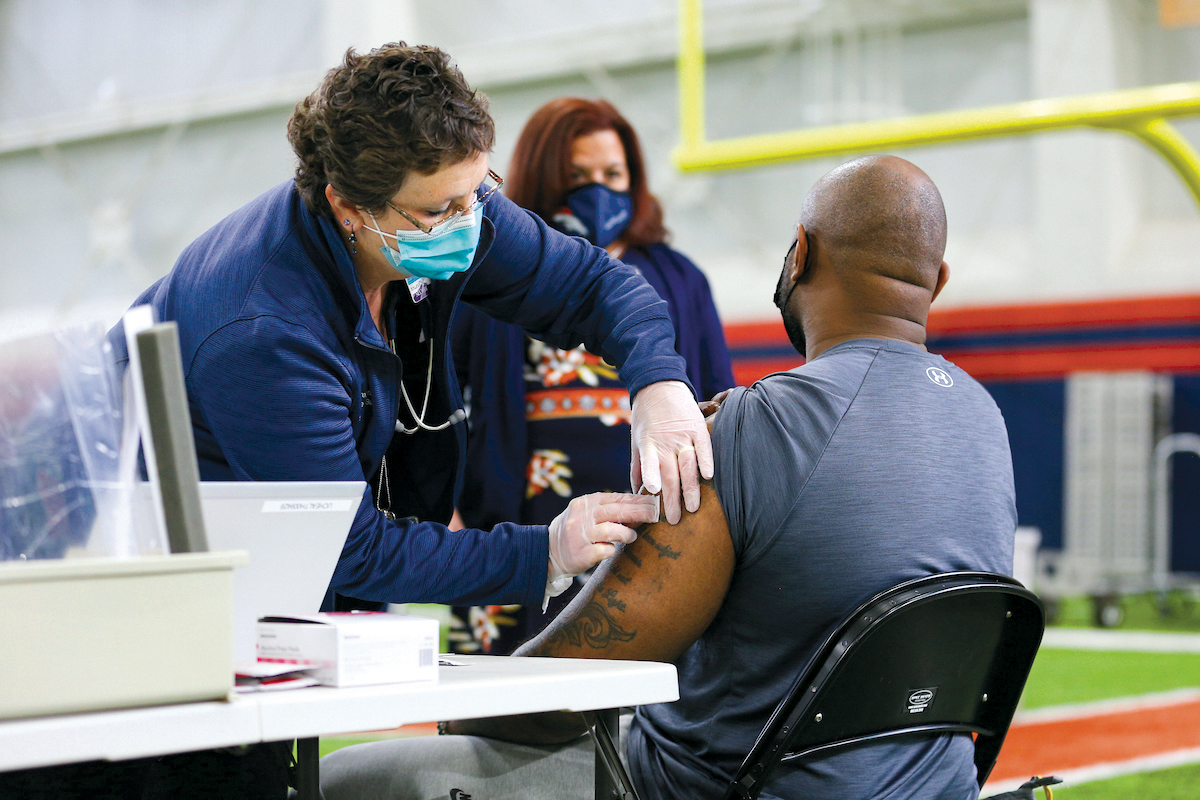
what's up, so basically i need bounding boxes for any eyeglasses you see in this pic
[386,169,504,235]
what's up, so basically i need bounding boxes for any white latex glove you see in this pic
[546,492,661,601]
[629,380,714,524]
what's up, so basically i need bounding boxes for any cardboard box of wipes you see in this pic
[256,612,438,687]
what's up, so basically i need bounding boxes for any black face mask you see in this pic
[773,239,799,311]
[774,237,807,356]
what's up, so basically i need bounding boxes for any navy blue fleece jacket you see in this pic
[109,180,689,609]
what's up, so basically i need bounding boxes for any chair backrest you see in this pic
[724,571,1045,800]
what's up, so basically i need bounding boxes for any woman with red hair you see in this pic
[449,98,734,654]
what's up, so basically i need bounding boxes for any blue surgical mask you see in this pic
[548,183,633,249]
[364,204,482,281]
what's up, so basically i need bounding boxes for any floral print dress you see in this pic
[447,338,632,653]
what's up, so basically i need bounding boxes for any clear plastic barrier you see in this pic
[0,324,164,560]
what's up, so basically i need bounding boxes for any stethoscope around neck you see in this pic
[393,336,466,435]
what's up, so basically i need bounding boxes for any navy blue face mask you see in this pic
[548,183,633,248]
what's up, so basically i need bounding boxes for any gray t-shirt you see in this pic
[627,338,1016,800]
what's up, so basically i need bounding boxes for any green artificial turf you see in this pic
[1020,648,1200,709]
[1047,590,1200,632]
[317,736,381,760]
[396,603,452,652]
[1046,762,1200,799]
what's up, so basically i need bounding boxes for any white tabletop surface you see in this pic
[0,694,261,773]
[0,655,679,773]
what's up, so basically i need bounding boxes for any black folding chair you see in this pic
[724,571,1046,800]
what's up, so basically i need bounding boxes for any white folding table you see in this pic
[0,655,679,799]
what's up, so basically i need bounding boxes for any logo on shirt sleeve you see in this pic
[926,366,954,387]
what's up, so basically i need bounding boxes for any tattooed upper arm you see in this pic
[520,481,734,664]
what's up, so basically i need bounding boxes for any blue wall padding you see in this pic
[984,380,1066,551]
[1171,376,1200,572]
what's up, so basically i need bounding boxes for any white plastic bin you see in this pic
[0,551,246,720]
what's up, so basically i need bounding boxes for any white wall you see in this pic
[0,0,1197,340]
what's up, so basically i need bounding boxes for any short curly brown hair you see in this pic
[288,43,495,219]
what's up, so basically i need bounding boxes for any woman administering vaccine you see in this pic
[109,44,711,613]
[448,98,734,653]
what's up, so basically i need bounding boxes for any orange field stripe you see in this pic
[943,343,1200,380]
[731,358,801,386]
[732,345,1200,385]
[927,295,1200,334]
[988,698,1200,782]
[725,296,1200,341]
[723,319,788,346]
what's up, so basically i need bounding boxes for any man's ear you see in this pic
[931,260,950,302]
[790,223,809,283]
[325,185,362,228]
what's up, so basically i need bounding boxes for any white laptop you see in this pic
[199,480,367,663]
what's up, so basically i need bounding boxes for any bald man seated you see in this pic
[320,155,1017,800]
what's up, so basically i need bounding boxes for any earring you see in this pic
[348,230,357,255]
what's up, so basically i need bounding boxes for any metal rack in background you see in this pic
[1154,432,1200,593]
[1037,371,1200,626]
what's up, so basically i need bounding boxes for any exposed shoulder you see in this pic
[454,483,735,746]
[525,480,734,665]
